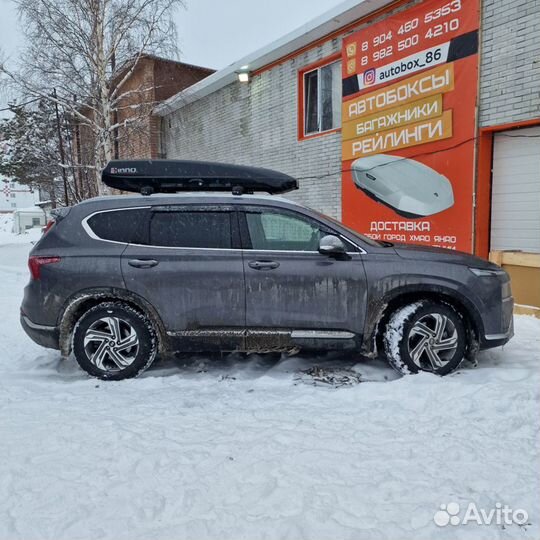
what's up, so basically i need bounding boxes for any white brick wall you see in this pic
[479,0,540,127]
[162,38,344,218]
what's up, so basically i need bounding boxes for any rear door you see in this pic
[239,205,367,338]
[121,205,245,342]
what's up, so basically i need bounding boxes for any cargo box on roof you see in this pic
[102,160,299,195]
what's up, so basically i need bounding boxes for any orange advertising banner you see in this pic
[341,0,480,252]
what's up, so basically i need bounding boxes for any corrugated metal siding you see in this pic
[490,126,540,253]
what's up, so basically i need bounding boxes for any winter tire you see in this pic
[383,300,467,376]
[72,301,157,380]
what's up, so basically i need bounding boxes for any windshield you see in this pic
[314,212,385,248]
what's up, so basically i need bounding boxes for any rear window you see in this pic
[150,211,232,248]
[86,208,148,244]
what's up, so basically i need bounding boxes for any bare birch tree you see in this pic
[0,0,183,195]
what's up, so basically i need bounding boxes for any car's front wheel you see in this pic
[383,300,467,376]
[72,301,157,380]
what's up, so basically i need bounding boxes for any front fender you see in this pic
[362,281,485,356]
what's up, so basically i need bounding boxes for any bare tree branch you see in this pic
[1,0,184,196]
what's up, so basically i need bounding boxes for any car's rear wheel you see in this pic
[72,302,157,380]
[383,300,467,376]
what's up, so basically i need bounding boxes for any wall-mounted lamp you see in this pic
[236,66,250,83]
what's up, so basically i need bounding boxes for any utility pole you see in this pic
[52,88,69,206]
[72,94,84,201]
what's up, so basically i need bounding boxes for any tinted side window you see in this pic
[246,211,322,251]
[87,209,148,243]
[150,211,232,248]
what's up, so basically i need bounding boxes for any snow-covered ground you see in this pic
[0,232,539,540]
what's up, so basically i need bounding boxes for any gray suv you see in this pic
[21,160,514,380]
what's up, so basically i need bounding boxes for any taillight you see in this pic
[28,256,61,280]
[43,219,56,234]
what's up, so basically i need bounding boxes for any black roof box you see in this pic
[102,159,298,195]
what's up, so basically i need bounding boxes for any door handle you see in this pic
[128,259,159,269]
[248,260,280,270]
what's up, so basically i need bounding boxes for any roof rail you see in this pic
[102,159,298,195]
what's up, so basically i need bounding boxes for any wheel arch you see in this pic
[58,287,169,357]
[368,285,483,357]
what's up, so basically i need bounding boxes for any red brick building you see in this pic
[113,55,214,159]
[74,55,214,180]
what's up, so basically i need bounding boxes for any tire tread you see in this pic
[383,300,466,376]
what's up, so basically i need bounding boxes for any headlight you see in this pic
[469,267,507,277]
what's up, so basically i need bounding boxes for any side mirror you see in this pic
[318,234,347,256]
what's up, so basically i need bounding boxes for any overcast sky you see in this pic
[0,0,344,110]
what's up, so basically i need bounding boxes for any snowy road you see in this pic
[0,234,539,540]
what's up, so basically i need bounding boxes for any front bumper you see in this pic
[480,295,514,349]
[20,314,60,350]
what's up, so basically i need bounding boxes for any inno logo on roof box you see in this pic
[110,167,137,174]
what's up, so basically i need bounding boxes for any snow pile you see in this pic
[0,212,13,233]
[0,215,42,244]
[0,238,539,540]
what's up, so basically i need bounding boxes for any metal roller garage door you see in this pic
[490,125,540,253]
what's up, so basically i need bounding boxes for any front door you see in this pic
[239,206,367,339]
[121,205,245,346]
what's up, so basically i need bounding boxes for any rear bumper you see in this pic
[20,314,60,350]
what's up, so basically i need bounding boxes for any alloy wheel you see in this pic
[407,313,459,371]
[83,316,139,371]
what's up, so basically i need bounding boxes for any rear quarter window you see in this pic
[86,208,148,244]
